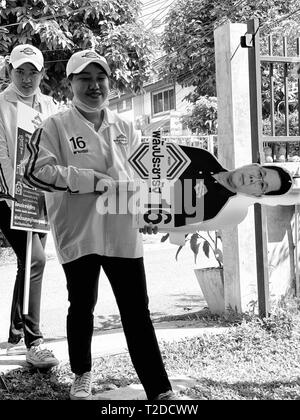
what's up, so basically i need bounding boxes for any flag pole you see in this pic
[23,231,32,315]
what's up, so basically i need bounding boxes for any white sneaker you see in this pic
[70,372,92,400]
[6,338,27,356]
[26,345,59,369]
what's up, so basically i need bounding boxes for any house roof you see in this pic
[144,118,170,133]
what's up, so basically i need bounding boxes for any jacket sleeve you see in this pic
[24,118,99,194]
[0,118,14,197]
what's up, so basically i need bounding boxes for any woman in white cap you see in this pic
[0,44,59,368]
[25,49,187,400]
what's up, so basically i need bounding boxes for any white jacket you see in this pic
[0,84,57,203]
[25,106,143,263]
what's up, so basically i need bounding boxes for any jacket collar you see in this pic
[3,83,43,105]
[105,107,119,124]
[72,105,119,128]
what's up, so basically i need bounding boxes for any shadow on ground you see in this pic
[93,293,207,332]
[93,308,224,334]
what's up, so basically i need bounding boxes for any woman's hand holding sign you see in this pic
[139,223,159,235]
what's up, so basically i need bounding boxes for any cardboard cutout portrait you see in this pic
[129,136,236,229]
[128,136,299,245]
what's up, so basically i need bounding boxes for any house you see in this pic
[108,0,197,138]
[109,78,194,138]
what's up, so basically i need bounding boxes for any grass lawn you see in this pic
[0,303,300,400]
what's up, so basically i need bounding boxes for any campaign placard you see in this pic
[10,102,50,233]
[128,131,191,228]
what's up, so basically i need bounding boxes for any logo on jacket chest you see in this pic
[69,136,89,154]
[114,134,128,145]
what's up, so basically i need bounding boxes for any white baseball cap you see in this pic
[66,49,111,78]
[9,44,44,71]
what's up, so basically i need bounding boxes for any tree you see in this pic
[181,96,217,135]
[0,0,155,100]
[161,0,300,103]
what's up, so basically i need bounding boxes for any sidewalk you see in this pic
[0,321,228,400]
[0,232,211,343]
[0,233,222,399]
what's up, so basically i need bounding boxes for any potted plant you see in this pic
[162,230,225,314]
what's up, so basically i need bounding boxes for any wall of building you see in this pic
[175,84,192,114]
[109,81,194,136]
[109,101,135,123]
[141,90,152,121]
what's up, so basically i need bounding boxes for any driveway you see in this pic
[0,233,210,343]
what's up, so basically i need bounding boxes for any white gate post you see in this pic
[214,22,258,312]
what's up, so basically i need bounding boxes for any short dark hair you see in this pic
[263,165,293,195]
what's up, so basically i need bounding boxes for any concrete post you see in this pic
[214,23,258,312]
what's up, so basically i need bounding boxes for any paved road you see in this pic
[0,233,211,344]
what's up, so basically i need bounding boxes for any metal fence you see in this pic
[247,18,300,316]
[260,34,300,163]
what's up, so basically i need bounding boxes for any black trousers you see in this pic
[0,201,46,348]
[62,254,172,400]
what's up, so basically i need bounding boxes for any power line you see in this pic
[67,2,300,103]
[0,1,149,31]
[142,0,166,8]
[230,6,300,61]
[141,0,173,21]
[158,0,249,64]
[260,6,300,32]
[0,0,173,31]
[158,0,300,78]
[0,2,199,90]
[2,0,300,97]
[143,0,175,28]
[140,0,170,13]
[0,5,87,30]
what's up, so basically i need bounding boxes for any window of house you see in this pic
[117,98,132,113]
[152,88,175,115]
